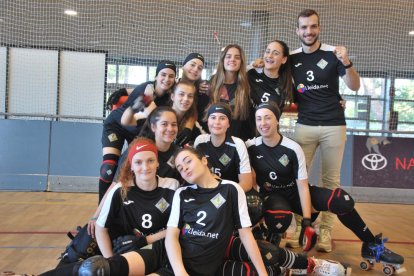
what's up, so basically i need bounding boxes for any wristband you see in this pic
[344,61,353,69]
[90,217,98,221]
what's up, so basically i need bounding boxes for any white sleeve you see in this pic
[234,182,252,228]
[293,143,308,180]
[166,187,185,228]
[96,184,121,227]
[233,136,251,174]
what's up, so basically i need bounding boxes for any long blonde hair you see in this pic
[210,44,251,121]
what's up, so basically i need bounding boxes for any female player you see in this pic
[39,138,179,275]
[193,103,252,192]
[98,61,176,202]
[121,80,197,147]
[245,101,404,267]
[206,44,255,141]
[248,40,293,109]
[166,147,268,276]
[87,106,181,237]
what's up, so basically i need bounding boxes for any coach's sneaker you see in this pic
[361,233,404,265]
[315,228,332,252]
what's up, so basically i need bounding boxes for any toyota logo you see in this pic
[361,154,387,171]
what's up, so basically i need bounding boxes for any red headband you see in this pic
[127,141,158,164]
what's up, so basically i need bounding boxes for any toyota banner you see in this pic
[353,135,414,189]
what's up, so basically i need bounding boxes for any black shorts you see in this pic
[101,121,137,150]
[271,184,335,216]
[134,239,169,275]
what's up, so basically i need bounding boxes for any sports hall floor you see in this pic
[0,191,413,275]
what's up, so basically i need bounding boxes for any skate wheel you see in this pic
[360,260,373,271]
[382,265,395,275]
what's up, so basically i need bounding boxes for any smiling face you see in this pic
[155,68,176,91]
[170,83,195,114]
[296,14,321,47]
[130,151,159,183]
[223,47,242,73]
[151,111,178,145]
[207,112,230,136]
[175,150,208,184]
[255,108,278,138]
[263,41,287,73]
[182,58,204,82]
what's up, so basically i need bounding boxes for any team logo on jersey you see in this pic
[181,223,219,239]
[296,84,306,93]
[294,63,302,67]
[155,197,170,213]
[256,155,264,159]
[167,155,175,168]
[278,154,289,166]
[123,200,134,205]
[317,59,328,69]
[108,133,118,142]
[255,79,263,82]
[211,193,226,209]
[275,87,280,95]
[219,153,231,166]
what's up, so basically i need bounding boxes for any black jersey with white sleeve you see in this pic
[245,136,307,195]
[167,180,251,275]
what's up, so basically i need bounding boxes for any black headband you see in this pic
[255,102,281,121]
[156,60,177,76]
[207,104,231,121]
[183,53,205,66]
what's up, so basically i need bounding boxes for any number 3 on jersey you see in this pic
[306,70,314,81]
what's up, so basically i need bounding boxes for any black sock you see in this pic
[337,209,375,243]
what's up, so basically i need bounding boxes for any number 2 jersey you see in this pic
[97,176,179,240]
[290,43,346,126]
[194,134,251,183]
[245,136,307,195]
[167,180,251,276]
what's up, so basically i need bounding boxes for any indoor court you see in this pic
[1,0,413,275]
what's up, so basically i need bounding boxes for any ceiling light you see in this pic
[409,30,414,35]
[64,9,78,16]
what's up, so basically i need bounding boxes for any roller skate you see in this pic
[287,257,351,275]
[360,233,405,275]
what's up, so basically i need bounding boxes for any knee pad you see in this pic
[99,155,119,183]
[256,240,280,266]
[263,194,293,234]
[78,256,110,276]
[327,188,355,215]
[245,189,263,225]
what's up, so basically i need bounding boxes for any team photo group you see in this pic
[11,8,404,276]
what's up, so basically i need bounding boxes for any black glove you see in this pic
[299,218,317,251]
[112,234,147,254]
[131,95,152,114]
[106,88,128,111]
[175,127,192,147]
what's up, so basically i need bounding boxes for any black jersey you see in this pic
[218,82,255,141]
[245,136,307,195]
[248,68,285,110]
[194,134,251,183]
[290,44,346,126]
[97,176,179,240]
[104,81,171,135]
[167,180,251,276]
[158,143,180,180]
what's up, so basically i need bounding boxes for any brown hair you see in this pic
[210,44,251,120]
[297,9,320,26]
[170,80,198,131]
